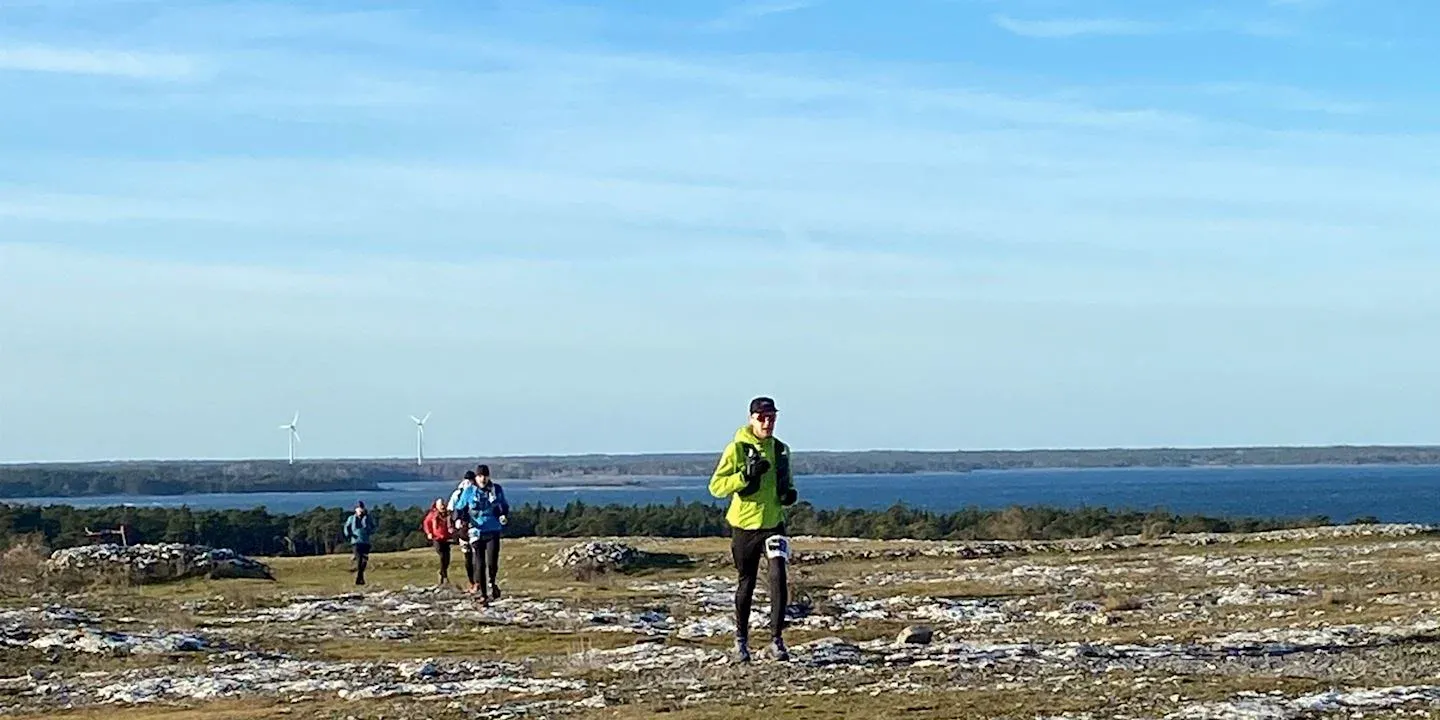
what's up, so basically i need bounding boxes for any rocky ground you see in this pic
[2,524,1440,719]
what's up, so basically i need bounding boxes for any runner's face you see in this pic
[750,412,776,438]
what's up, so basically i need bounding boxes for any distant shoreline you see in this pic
[4,445,1440,500]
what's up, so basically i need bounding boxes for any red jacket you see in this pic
[423,508,453,541]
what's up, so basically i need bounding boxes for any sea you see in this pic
[8,464,1440,523]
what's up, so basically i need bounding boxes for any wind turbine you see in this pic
[279,412,300,464]
[410,412,430,466]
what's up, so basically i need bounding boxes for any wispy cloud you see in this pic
[0,45,199,79]
[2,1,1435,458]
[1199,82,1375,116]
[704,0,821,31]
[1236,19,1302,38]
[991,15,1168,38]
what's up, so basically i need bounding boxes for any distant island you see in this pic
[3,445,1440,499]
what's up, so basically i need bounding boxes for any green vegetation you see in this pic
[0,499,1331,556]
[0,461,391,498]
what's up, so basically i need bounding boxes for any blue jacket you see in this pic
[456,482,509,535]
[343,512,376,545]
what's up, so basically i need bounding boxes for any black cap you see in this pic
[749,396,778,415]
[463,470,477,480]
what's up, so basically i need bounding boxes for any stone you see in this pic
[546,541,640,576]
[896,626,934,645]
[46,544,274,585]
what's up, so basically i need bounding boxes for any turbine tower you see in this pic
[279,412,300,464]
[410,412,430,466]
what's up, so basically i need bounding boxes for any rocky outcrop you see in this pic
[0,606,224,656]
[545,541,640,576]
[46,544,274,584]
[7,527,1440,718]
[787,523,1440,565]
[7,657,586,706]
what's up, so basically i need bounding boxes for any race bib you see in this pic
[765,535,791,561]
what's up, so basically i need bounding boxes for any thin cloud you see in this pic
[991,15,1168,38]
[1236,19,1302,38]
[705,0,821,31]
[0,45,200,79]
[1199,81,1375,116]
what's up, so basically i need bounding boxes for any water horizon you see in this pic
[6,464,1440,524]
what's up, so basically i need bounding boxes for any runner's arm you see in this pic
[708,442,747,497]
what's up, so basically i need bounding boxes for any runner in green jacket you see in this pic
[708,396,798,663]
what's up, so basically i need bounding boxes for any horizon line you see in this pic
[3,442,1439,466]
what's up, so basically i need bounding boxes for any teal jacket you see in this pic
[343,512,376,545]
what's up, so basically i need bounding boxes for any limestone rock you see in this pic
[546,541,639,576]
[46,544,274,585]
[896,625,934,645]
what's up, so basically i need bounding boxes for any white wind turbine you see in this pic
[279,412,300,464]
[410,412,431,466]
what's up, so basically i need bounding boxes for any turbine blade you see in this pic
[421,411,431,424]
[410,415,422,424]
[292,430,301,443]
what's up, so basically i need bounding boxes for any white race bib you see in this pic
[765,535,791,562]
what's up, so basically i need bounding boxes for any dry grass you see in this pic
[0,536,145,602]
[565,672,1337,720]
[0,535,50,600]
[304,626,644,661]
[1,697,476,720]
[129,539,716,605]
[1102,594,1145,612]
[10,533,1440,719]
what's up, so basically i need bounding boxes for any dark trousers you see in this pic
[462,542,477,584]
[352,542,371,584]
[433,540,451,581]
[731,524,787,641]
[472,532,501,588]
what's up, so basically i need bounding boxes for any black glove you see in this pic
[780,487,797,506]
[740,449,770,496]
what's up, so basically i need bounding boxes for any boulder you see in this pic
[896,625,934,645]
[46,543,274,585]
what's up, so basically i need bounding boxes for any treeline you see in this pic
[0,462,390,498]
[0,500,1337,557]
[7,444,1440,499]
[497,445,1440,475]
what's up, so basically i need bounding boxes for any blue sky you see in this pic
[2,0,1438,462]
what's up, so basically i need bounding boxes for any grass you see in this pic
[562,672,1341,720]
[306,626,644,661]
[130,538,721,605]
[1,697,479,720]
[9,532,1440,719]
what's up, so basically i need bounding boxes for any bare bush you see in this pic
[0,534,50,597]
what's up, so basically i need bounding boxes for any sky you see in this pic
[2,0,1438,463]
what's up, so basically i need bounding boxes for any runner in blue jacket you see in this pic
[455,464,509,601]
[342,501,377,586]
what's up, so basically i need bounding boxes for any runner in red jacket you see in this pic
[422,498,455,585]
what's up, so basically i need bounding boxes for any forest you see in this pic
[0,500,1340,556]
[4,445,1440,498]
